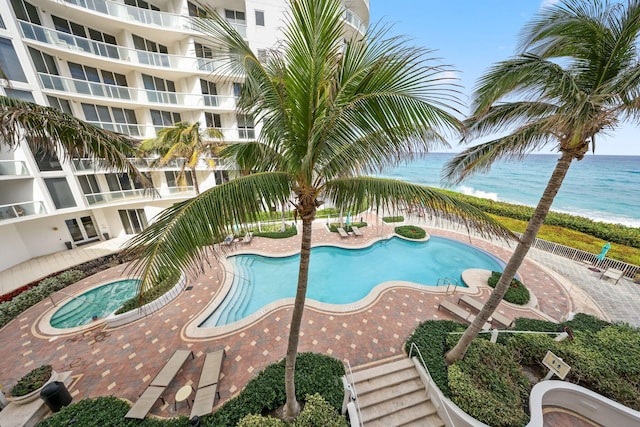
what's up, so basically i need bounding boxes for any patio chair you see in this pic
[125,349,194,419]
[221,234,234,246]
[600,267,624,285]
[337,227,349,238]
[352,226,363,237]
[242,232,253,244]
[438,300,491,330]
[191,349,226,418]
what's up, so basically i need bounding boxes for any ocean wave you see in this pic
[458,185,498,201]
[553,207,640,228]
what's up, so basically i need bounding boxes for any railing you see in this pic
[49,290,101,307]
[341,360,364,427]
[437,277,459,293]
[0,201,47,221]
[0,160,30,176]
[19,21,227,73]
[343,8,367,35]
[84,121,146,137]
[84,186,194,205]
[409,343,455,427]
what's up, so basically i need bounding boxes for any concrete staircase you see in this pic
[350,358,445,427]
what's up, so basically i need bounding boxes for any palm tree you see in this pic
[126,0,511,420]
[138,121,223,195]
[0,96,148,184]
[444,0,640,364]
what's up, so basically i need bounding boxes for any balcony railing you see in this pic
[73,157,202,172]
[19,21,227,73]
[38,73,237,110]
[85,121,146,137]
[84,186,194,205]
[0,160,30,176]
[343,9,366,35]
[0,201,47,221]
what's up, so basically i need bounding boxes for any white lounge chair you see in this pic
[352,226,363,237]
[242,232,253,244]
[600,267,624,285]
[191,349,226,418]
[337,227,348,238]
[221,234,234,246]
[438,300,491,330]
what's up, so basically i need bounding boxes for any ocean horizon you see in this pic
[379,153,640,228]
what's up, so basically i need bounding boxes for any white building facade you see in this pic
[0,0,369,272]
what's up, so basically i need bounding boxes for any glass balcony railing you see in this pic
[73,157,194,172]
[343,9,367,35]
[0,201,47,221]
[0,160,30,176]
[85,121,146,137]
[84,186,194,205]
[19,21,227,73]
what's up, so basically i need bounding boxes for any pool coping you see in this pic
[184,232,498,339]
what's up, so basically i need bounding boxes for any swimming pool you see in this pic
[200,236,503,327]
[50,279,140,329]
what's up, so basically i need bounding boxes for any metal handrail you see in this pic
[408,343,455,427]
[49,290,101,307]
[343,360,364,427]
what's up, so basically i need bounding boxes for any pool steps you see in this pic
[210,257,255,326]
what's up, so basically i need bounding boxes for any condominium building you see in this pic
[0,0,369,272]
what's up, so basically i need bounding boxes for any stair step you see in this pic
[360,389,430,423]
[350,358,414,383]
[356,366,419,396]
[358,377,424,408]
[398,414,445,427]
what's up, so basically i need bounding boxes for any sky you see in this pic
[369,0,640,156]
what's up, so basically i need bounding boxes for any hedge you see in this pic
[328,222,367,233]
[237,393,348,427]
[382,216,404,223]
[487,271,530,305]
[394,225,426,239]
[254,224,298,239]
[114,268,181,315]
[443,190,640,249]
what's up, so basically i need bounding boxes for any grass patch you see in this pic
[394,225,426,239]
[487,271,530,305]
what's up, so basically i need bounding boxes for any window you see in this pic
[205,112,221,128]
[225,9,246,24]
[119,209,148,234]
[150,109,181,128]
[81,103,139,136]
[132,34,168,54]
[125,0,159,11]
[233,82,243,97]
[47,96,73,115]
[237,114,255,139]
[142,74,175,92]
[255,10,264,26]
[0,14,5,29]
[0,38,27,82]
[68,62,128,98]
[257,49,268,63]
[31,143,62,171]
[29,48,59,75]
[214,170,229,185]
[45,178,76,209]
[165,170,193,187]
[78,175,101,194]
[10,0,41,24]
[4,89,34,102]
[200,79,218,106]
[188,1,206,17]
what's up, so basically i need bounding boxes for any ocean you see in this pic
[379,153,640,228]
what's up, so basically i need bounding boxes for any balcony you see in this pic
[0,201,47,222]
[343,9,367,35]
[84,186,194,205]
[0,160,30,176]
[19,21,227,74]
[38,73,237,110]
[85,121,147,138]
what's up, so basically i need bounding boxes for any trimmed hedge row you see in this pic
[382,216,404,223]
[328,222,367,233]
[487,271,530,305]
[443,190,640,249]
[0,270,85,329]
[237,393,347,426]
[254,224,298,239]
[394,225,426,239]
[114,268,181,315]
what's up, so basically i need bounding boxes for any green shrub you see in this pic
[236,394,347,427]
[404,320,465,396]
[255,225,298,239]
[328,222,367,233]
[565,312,612,333]
[487,271,530,305]
[11,365,53,397]
[512,317,561,332]
[115,268,180,315]
[202,353,345,426]
[55,270,85,285]
[35,396,189,426]
[237,415,288,427]
[394,225,426,239]
[382,216,404,223]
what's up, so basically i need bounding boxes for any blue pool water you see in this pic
[200,236,503,327]
[50,279,140,329]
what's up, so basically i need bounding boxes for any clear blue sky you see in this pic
[370,0,639,156]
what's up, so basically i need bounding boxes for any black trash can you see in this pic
[40,381,72,412]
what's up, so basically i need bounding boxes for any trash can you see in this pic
[40,381,72,412]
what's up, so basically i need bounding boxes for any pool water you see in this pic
[50,279,140,329]
[201,236,503,327]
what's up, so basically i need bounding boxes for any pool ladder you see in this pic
[437,277,459,294]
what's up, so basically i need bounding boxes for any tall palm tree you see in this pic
[444,0,640,364]
[0,96,148,184]
[126,0,511,420]
[138,121,223,195]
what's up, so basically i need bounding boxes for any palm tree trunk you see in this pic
[191,167,200,195]
[445,151,574,364]
[283,212,314,420]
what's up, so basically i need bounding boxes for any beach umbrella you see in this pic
[596,242,611,261]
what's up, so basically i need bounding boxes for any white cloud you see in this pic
[540,0,560,8]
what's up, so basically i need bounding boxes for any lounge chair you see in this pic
[600,267,624,285]
[125,349,194,419]
[221,234,234,246]
[458,295,513,328]
[438,300,491,330]
[191,349,226,418]
[337,227,348,238]
[352,226,363,237]
[242,232,253,244]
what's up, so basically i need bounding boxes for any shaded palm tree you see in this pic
[138,121,223,195]
[126,0,512,420]
[444,0,640,364]
[0,96,148,184]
